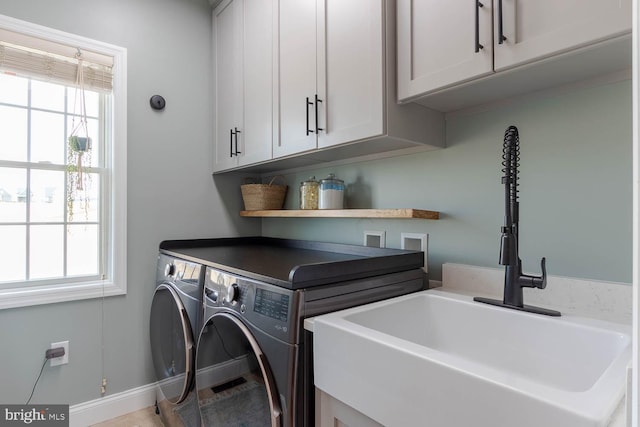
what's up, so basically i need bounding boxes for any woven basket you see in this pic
[241,176,288,210]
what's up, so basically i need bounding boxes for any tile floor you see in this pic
[90,406,165,427]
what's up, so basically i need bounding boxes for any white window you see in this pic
[0,15,127,309]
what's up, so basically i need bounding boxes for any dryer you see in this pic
[150,254,204,427]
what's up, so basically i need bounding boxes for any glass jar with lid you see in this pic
[299,176,319,209]
[319,173,345,209]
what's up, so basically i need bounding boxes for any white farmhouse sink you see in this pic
[313,290,630,427]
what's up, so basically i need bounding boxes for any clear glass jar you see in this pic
[299,176,319,209]
[319,173,345,209]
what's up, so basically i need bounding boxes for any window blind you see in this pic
[0,28,113,92]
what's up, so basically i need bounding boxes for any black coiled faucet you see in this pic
[474,126,561,316]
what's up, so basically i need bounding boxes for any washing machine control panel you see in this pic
[157,254,203,286]
[204,267,297,343]
[253,288,290,321]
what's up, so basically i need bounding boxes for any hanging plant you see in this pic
[67,49,92,221]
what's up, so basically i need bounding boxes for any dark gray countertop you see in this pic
[159,237,424,289]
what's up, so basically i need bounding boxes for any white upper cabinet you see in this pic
[398,0,632,110]
[213,0,274,172]
[494,0,631,70]
[213,0,241,172]
[242,0,275,164]
[213,0,444,173]
[397,0,494,99]
[318,0,385,149]
[275,0,321,158]
[275,0,444,163]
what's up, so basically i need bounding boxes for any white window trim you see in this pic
[0,14,127,309]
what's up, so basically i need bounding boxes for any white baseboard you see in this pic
[69,382,158,427]
[69,357,252,426]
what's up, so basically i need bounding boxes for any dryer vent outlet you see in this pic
[364,231,386,248]
[401,233,428,273]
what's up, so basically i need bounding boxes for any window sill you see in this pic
[0,280,126,310]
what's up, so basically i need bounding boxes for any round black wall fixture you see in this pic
[150,95,166,111]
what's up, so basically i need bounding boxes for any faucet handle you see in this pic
[520,257,547,289]
[535,257,547,289]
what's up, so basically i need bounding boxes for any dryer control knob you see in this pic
[224,283,239,304]
[164,263,175,277]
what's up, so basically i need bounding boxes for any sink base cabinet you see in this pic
[316,389,383,427]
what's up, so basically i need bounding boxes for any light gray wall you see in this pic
[264,79,632,284]
[0,0,259,405]
[0,0,631,410]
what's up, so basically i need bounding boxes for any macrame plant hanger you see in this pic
[66,49,93,221]
[68,48,91,190]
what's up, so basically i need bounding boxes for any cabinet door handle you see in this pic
[306,97,314,135]
[315,94,323,133]
[234,127,241,155]
[229,128,234,157]
[475,1,484,53]
[498,0,507,44]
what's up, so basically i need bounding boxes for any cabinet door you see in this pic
[494,0,632,71]
[276,0,319,158]
[213,0,242,172]
[239,0,274,166]
[317,389,383,427]
[397,0,493,101]
[318,0,384,149]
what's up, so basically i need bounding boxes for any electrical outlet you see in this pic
[50,341,69,367]
[401,233,428,273]
[364,230,386,248]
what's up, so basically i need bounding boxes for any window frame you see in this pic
[0,14,127,309]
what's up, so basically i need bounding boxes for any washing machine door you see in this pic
[150,283,195,404]
[196,312,282,427]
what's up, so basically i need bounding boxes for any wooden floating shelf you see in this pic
[239,208,439,220]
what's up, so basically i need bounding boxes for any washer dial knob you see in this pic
[224,283,239,304]
[164,263,175,277]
